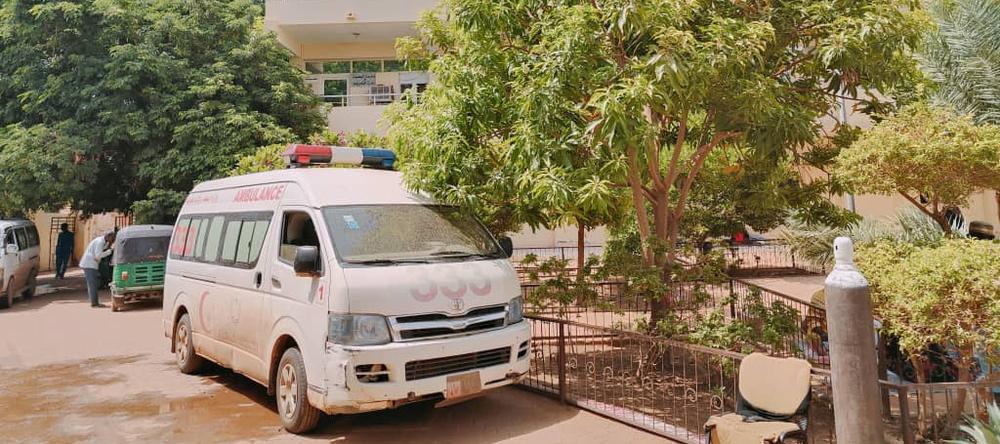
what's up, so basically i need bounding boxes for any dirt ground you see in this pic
[0,271,664,444]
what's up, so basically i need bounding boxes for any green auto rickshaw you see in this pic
[110,224,173,312]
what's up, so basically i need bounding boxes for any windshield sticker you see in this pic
[342,215,359,230]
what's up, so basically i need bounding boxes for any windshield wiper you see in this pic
[427,251,500,260]
[345,258,431,266]
[428,250,481,257]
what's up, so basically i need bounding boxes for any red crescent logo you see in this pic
[469,279,491,296]
[410,282,438,302]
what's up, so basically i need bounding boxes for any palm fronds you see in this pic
[948,402,1000,444]
[919,0,1000,124]
[780,208,944,268]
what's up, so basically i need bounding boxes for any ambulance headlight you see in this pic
[507,296,524,324]
[328,314,392,346]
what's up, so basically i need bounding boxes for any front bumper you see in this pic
[313,321,531,414]
[111,284,163,297]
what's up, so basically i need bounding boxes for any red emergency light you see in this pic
[282,144,333,165]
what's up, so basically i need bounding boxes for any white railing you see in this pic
[322,92,422,107]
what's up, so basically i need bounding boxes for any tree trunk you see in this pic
[576,223,585,273]
[945,349,975,431]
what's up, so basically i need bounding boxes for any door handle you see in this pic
[271,277,282,289]
[254,272,262,288]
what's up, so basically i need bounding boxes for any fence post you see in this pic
[878,331,891,416]
[558,322,567,404]
[728,279,736,320]
[825,237,884,443]
[897,385,915,444]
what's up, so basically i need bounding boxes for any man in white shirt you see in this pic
[80,231,115,307]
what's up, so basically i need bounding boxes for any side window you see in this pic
[170,218,192,258]
[4,230,14,247]
[183,218,203,258]
[235,221,256,263]
[25,226,39,247]
[235,220,270,266]
[247,220,270,264]
[14,228,28,249]
[279,212,321,264]
[220,220,242,263]
[192,217,211,258]
[201,216,225,262]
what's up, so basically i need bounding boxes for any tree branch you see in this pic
[672,131,741,225]
[645,106,666,191]
[626,146,653,263]
[662,113,688,189]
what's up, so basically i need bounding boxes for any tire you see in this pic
[0,279,10,309]
[111,296,123,312]
[22,271,36,299]
[174,313,204,374]
[276,348,322,434]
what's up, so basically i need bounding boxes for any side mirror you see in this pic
[497,236,513,259]
[293,246,320,276]
[5,244,17,255]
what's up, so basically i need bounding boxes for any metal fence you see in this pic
[510,245,605,264]
[521,277,831,366]
[522,316,1000,443]
[721,240,827,276]
[522,315,838,443]
[882,378,1000,443]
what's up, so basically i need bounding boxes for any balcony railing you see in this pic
[321,92,422,107]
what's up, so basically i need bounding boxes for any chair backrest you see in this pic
[738,353,812,417]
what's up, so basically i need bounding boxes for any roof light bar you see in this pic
[282,144,396,170]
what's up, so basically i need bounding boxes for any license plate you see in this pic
[445,372,482,399]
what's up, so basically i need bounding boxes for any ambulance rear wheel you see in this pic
[174,313,204,374]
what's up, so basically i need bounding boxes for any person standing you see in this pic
[54,223,74,279]
[80,231,115,308]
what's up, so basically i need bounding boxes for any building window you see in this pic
[352,60,381,73]
[306,59,429,74]
[323,61,351,73]
[324,79,348,106]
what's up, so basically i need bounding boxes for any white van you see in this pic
[0,220,41,309]
[162,146,530,433]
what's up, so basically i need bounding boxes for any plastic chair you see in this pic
[705,353,812,443]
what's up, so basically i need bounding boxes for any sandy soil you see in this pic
[0,272,664,444]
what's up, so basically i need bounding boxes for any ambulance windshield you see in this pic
[323,205,504,265]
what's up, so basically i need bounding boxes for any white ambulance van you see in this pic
[162,145,530,433]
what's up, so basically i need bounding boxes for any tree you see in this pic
[856,239,1000,422]
[0,0,323,216]
[388,0,924,322]
[835,103,1000,233]
[918,0,1000,223]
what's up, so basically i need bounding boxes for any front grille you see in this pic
[391,305,507,341]
[405,347,511,381]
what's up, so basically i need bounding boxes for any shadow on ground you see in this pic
[0,355,581,444]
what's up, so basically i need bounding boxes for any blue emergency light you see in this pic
[283,144,396,170]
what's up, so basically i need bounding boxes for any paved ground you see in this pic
[0,271,664,444]
[742,275,826,303]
